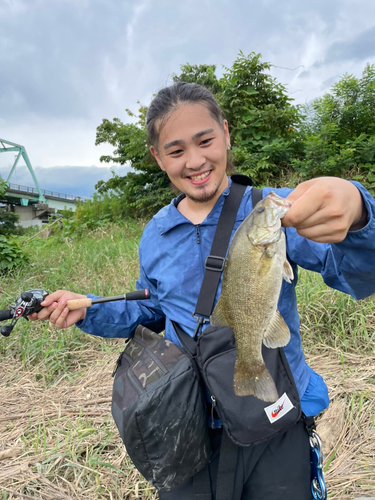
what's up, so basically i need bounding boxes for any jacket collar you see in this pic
[153,177,249,235]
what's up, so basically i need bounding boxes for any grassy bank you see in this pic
[0,221,374,499]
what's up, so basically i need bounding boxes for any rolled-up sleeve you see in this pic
[272,182,375,300]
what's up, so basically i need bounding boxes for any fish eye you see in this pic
[256,207,265,213]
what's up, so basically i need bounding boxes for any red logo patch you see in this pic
[271,399,285,418]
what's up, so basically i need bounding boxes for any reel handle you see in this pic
[0,310,14,322]
[1,325,14,337]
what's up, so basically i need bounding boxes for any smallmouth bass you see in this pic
[210,191,294,402]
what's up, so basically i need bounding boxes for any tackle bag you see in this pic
[111,324,211,491]
[174,322,301,447]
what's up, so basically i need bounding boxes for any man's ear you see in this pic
[223,120,230,147]
[150,146,165,171]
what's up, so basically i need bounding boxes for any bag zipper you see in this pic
[112,351,124,377]
[210,395,217,429]
[203,347,237,427]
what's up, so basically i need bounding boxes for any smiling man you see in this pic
[32,82,375,500]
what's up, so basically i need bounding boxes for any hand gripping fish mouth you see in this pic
[210,192,294,402]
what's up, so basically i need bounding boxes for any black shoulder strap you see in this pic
[252,185,262,207]
[188,176,262,500]
[191,177,262,337]
[192,181,246,329]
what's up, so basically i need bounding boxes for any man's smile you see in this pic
[186,170,212,184]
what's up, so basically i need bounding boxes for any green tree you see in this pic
[308,64,375,141]
[94,54,304,216]
[172,63,222,94]
[95,104,172,217]
[292,64,375,192]
[0,177,7,198]
[0,178,20,235]
[0,212,20,236]
[218,52,303,184]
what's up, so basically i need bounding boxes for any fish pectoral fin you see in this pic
[265,245,276,258]
[262,310,290,348]
[283,259,294,284]
[210,296,228,327]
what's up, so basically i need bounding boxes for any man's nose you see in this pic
[185,148,206,170]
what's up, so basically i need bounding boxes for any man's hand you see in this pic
[28,290,87,329]
[282,177,367,243]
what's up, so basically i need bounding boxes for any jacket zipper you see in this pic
[195,225,201,244]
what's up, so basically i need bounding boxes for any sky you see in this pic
[1,0,375,197]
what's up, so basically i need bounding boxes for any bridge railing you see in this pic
[7,183,87,203]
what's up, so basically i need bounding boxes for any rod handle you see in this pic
[125,289,150,301]
[66,298,93,310]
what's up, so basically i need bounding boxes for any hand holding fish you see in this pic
[282,177,367,243]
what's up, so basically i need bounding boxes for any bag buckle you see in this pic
[192,314,209,340]
[309,430,327,500]
[205,255,226,272]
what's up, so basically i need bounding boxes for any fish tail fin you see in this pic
[234,360,279,402]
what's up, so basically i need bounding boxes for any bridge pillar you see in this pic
[12,204,56,228]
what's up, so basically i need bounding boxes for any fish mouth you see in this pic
[268,192,292,210]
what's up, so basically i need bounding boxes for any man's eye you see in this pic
[200,138,213,145]
[169,149,183,156]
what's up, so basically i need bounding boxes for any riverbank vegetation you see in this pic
[0,223,374,498]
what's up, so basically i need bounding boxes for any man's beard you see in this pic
[185,182,221,203]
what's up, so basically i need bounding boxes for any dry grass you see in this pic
[0,338,157,499]
[1,340,374,499]
[0,226,374,499]
[308,348,375,498]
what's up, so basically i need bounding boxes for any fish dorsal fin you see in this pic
[210,296,228,327]
[262,310,290,348]
[283,259,294,284]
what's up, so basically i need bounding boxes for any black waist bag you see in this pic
[195,325,301,446]
[111,324,211,491]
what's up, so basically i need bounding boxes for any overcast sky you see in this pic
[1,0,375,197]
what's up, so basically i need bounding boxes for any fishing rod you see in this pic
[0,288,150,337]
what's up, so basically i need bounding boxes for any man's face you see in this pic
[150,103,230,206]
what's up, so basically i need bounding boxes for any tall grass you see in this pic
[297,269,375,353]
[0,221,143,385]
[0,220,374,499]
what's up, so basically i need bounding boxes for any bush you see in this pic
[0,210,22,235]
[0,235,29,273]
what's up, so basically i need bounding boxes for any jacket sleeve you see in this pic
[75,237,165,338]
[271,182,375,300]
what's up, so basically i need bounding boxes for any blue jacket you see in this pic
[77,178,375,417]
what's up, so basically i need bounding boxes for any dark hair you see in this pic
[146,82,224,150]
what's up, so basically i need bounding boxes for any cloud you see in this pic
[313,27,375,68]
[321,74,340,90]
[2,0,375,194]
[298,71,311,79]
[0,0,134,121]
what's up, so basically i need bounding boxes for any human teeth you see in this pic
[191,172,209,181]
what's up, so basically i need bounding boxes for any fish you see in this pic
[210,191,294,402]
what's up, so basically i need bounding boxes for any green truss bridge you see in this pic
[0,138,86,227]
